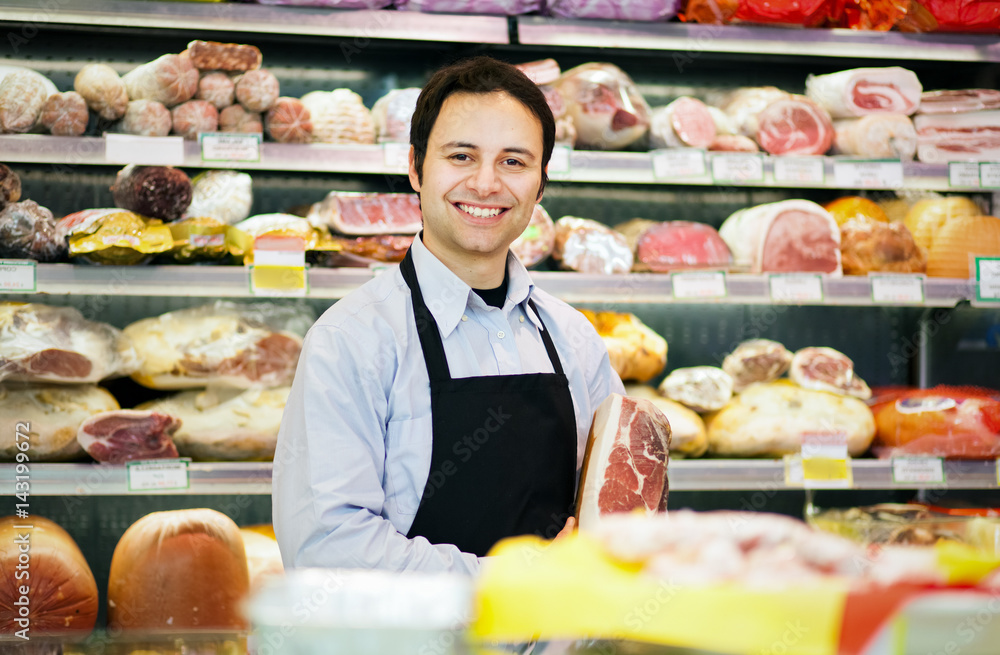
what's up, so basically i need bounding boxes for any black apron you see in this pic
[400,249,577,557]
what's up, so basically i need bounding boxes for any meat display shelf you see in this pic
[2,135,991,191]
[22,264,977,307]
[3,459,996,495]
[0,0,510,44]
[516,16,1000,63]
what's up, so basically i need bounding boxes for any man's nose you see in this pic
[467,163,501,196]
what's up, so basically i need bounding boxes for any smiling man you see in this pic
[273,56,624,575]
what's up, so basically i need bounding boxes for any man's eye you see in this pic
[451,153,470,161]
[504,159,523,167]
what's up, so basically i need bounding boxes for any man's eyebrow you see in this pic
[438,142,538,160]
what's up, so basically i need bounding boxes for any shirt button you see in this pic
[497,330,505,339]
[519,315,525,323]
[461,315,468,322]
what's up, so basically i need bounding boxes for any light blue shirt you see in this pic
[272,235,624,575]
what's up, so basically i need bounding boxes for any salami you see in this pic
[171,99,219,140]
[789,346,871,399]
[0,163,22,210]
[235,69,279,113]
[219,104,263,134]
[111,165,193,222]
[0,70,49,133]
[74,63,128,120]
[119,99,172,137]
[196,71,236,110]
[187,40,262,72]
[265,97,312,144]
[122,54,199,107]
[37,91,89,136]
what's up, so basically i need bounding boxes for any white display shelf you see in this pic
[20,264,976,307]
[517,16,1000,63]
[0,0,510,43]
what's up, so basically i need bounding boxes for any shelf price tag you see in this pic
[773,157,825,185]
[651,148,706,179]
[249,236,308,297]
[833,159,903,189]
[870,274,925,304]
[798,432,852,488]
[382,142,410,173]
[105,134,184,166]
[974,256,1000,303]
[127,459,190,492]
[769,274,823,303]
[671,271,727,299]
[548,145,572,179]
[949,162,981,188]
[711,153,764,183]
[981,163,1000,189]
[200,132,261,163]
[0,259,36,293]
[892,456,946,484]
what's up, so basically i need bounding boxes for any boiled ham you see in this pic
[576,393,671,532]
[77,410,181,464]
[806,68,922,118]
[914,110,1000,163]
[634,221,732,272]
[719,200,842,275]
[833,114,917,160]
[720,86,790,138]
[919,89,1000,115]
[649,97,716,149]
[755,95,834,155]
[307,191,422,235]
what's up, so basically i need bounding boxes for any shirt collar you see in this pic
[408,235,541,338]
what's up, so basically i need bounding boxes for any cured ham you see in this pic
[789,346,871,399]
[719,86,790,138]
[755,95,834,155]
[658,366,734,413]
[914,110,1000,163]
[833,114,917,160]
[919,89,1000,115]
[806,67,922,118]
[77,410,181,464]
[649,97,716,149]
[634,221,732,272]
[307,191,422,235]
[554,63,650,151]
[576,393,671,532]
[721,339,792,392]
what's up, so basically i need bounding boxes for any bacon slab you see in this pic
[806,67,922,119]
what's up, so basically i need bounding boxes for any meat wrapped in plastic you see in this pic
[77,410,181,464]
[300,89,375,144]
[0,163,21,210]
[580,310,667,383]
[722,339,792,392]
[395,0,541,14]
[167,216,233,264]
[0,302,137,385]
[57,209,174,266]
[0,200,66,262]
[306,192,422,235]
[184,170,254,225]
[510,204,555,268]
[122,54,198,108]
[123,301,315,390]
[553,216,633,274]
[553,63,650,151]
[0,69,51,133]
[112,165,193,222]
[371,87,421,143]
[658,366,734,413]
[310,234,414,268]
[230,213,335,264]
[547,0,681,20]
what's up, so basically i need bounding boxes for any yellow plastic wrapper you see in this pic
[56,208,173,265]
[229,213,339,265]
[169,216,238,263]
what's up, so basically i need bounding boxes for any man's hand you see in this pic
[554,516,576,541]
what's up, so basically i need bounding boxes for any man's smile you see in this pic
[453,202,510,220]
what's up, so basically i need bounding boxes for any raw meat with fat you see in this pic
[722,339,792,392]
[306,191,423,235]
[755,95,834,155]
[554,63,650,151]
[635,221,732,272]
[708,134,759,152]
[919,89,1000,115]
[553,217,634,274]
[790,346,871,399]
[806,67,922,118]
[77,410,181,464]
[649,97,716,149]
[833,114,917,159]
[511,204,555,268]
[576,393,671,531]
[719,86,790,138]
[914,110,1000,163]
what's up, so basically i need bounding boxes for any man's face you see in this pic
[408,91,544,272]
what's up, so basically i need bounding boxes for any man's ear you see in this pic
[408,145,421,192]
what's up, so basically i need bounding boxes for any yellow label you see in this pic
[802,458,851,483]
[250,265,306,294]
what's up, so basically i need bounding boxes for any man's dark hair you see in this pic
[410,56,555,199]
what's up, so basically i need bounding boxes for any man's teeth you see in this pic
[458,204,503,218]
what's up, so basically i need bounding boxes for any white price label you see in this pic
[652,149,706,179]
[975,257,1000,302]
[801,432,849,460]
[127,459,190,491]
[892,457,945,484]
[671,271,727,299]
[949,162,981,188]
[773,157,825,185]
[769,274,823,303]
[833,160,904,189]
[871,275,925,304]
[200,132,261,162]
[981,163,1000,189]
[711,153,764,183]
[548,145,572,177]
[382,142,410,172]
[254,249,306,268]
[105,134,184,166]
[0,259,36,293]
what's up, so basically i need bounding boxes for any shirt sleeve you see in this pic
[272,321,482,576]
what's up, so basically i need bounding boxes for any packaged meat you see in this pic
[625,383,707,458]
[576,393,671,532]
[306,191,422,235]
[0,70,49,133]
[0,384,119,462]
[554,63,650,151]
[613,217,658,253]
[824,195,890,226]
[515,59,561,86]
[541,84,577,145]
[511,204,555,268]
[0,163,21,210]
[77,410,181,464]
[721,338,793,392]
[871,386,1000,459]
[118,99,172,137]
[111,165,193,222]
[917,0,1000,33]
[914,110,1000,163]
[634,221,732,272]
[196,71,236,109]
[171,99,219,140]
[57,208,175,266]
[754,95,834,155]
[719,86,790,138]
[254,0,392,5]
[265,96,312,144]
[707,105,736,136]
[0,515,98,637]
[552,216,633,275]
[658,366,734,413]
[806,68,922,118]
[231,213,335,263]
[705,380,876,457]
[0,302,137,385]
[0,200,66,262]
[107,509,250,632]
[310,234,414,268]
[719,199,842,275]
[833,114,917,159]
[809,504,1000,552]
[547,0,681,20]
[37,91,89,137]
[840,220,927,275]
[300,89,375,144]
[579,309,667,383]
[167,216,232,264]
[926,214,1000,278]
[649,97,716,149]
[682,0,835,27]
[371,87,421,143]
[903,196,981,252]
[919,89,1000,115]
[240,528,284,591]
[708,134,759,152]
[395,0,541,14]
[789,346,871,399]
[74,63,128,121]
[138,386,290,461]
[184,170,254,225]
[186,40,263,72]
[235,69,280,113]
[123,301,313,390]
[122,53,199,108]
[219,104,263,134]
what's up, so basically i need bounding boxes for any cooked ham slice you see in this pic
[833,114,917,160]
[919,89,1000,115]
[649,97,716,149]
[77,410,181,464]
[806,67,922,118]
[914,110,1000,164]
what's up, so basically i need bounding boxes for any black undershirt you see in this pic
[472,269,509,308]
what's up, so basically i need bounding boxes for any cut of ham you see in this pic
[708,134,759,152]
[919,90,1000,115]
[914,110,1000,164]
[554,63,651,151]
[722,339,793,393]
[77,410,181,464]
[833,114,917,160]
[719,86,790,138]
[307,191,422,235]
[576,393,671,532]
[790,346,871,399]
[755,95,834,155]
[649,97,716,149]
[635,221,732,272]
[806,67,922,118]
